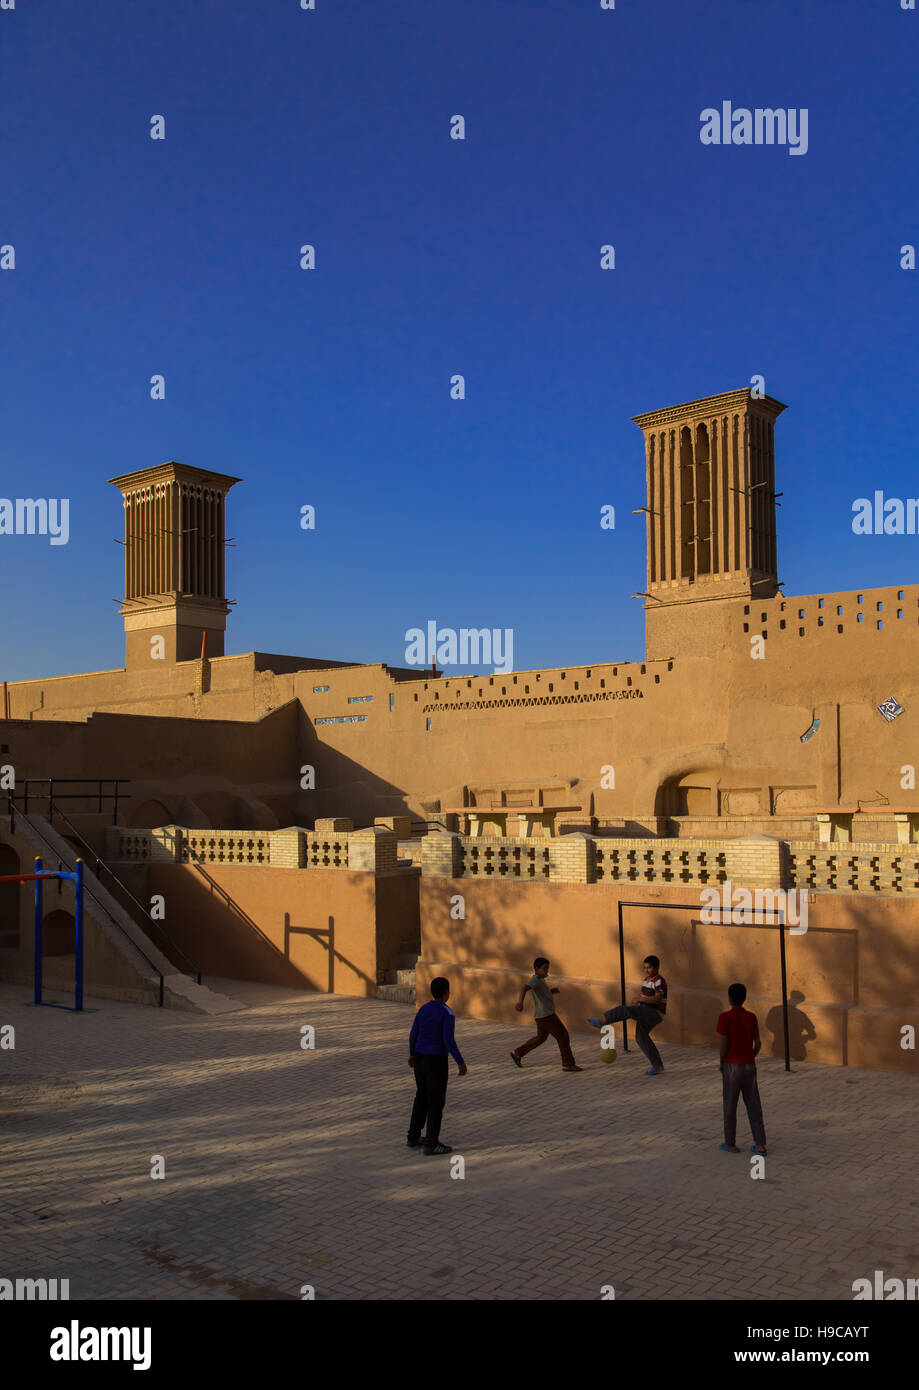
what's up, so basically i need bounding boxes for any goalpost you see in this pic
[615,899,792,1073]
[0,855,85,1012]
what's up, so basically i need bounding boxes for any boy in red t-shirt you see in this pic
[716,982,767,1155]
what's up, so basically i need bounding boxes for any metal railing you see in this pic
[7,779,130,828]
[45,799,202,984]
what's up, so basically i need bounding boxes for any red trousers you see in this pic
[515,1013,576,1068]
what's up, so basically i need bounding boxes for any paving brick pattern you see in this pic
[2,980,918,1301]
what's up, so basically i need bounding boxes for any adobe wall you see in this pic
[417,877,919,1073]
[276,581,919,825]
[143,862,391,997]
[4,583,918,832]
[0,701,306,829]
[4,653,262,722]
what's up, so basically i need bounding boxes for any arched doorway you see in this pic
[655,774,715,819]
[0,845,21,950]
[128,799,173,829]
[42,909,76,957]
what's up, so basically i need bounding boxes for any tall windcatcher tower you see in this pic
[631,388,786,658]
[109,463,240,668]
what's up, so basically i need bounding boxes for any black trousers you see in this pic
[408,1054,449,1146]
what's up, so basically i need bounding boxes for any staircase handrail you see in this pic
[47,799,202,984]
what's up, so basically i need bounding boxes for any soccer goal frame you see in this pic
[615,899,792,1073]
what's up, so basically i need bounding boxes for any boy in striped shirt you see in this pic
[588,954,667,1074]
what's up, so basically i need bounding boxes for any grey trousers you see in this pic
[602,1004,664,1069]
[722,1062,767,1149]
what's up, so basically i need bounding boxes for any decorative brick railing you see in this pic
[303,834,349,869]
[458,837,552,878]
[420,831,736,885]
[105,826,184,863]
[104,826,919,894]
[421,831,735,884]
[182,830,271,865]
[105,830,161,862]
[594,839,729,887]
[104,824,399,875]
[788,843,919,894]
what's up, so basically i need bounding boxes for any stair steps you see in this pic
[376,941,419,1005]
[1,813,246,1014]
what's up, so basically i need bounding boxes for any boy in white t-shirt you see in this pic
[510,957,582,1072]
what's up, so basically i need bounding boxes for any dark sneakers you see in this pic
[510,1051,523,1068]
[408,1134,452,1154]
[562,1065,583,1072]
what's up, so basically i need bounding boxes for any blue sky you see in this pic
[2,0,917,681]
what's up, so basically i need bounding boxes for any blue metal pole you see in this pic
[74,859,84,1012]
[33,856,43,1007]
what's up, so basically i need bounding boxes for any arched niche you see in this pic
[0,845,21,949]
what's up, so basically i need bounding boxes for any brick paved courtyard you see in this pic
[2,980,918,1302]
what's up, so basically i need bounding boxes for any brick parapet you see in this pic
[420,832,464,878]
[548,832,596,883]
[349,826,398,875]
[269,828,305,868]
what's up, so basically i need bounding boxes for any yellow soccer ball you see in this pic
[600,1047,617,1064]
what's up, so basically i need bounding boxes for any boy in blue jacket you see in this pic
[406,976,467,1156]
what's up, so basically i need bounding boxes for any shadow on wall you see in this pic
[766,990,817,1061]
[164,865,311,989]
[282,911,377,996]
[128,800,172,828]
[284,912,332,993]
[150,861,380,996]
[682,914,826,1059]
[188,792,278,830]
[127,794,281,831]
[422,889,891,1066]
[685,910,893,1063]
[98,697,425,833]
[298,706,417,823]
[122,721,418,831]
[653,770,720,818]
[418,884,580,1030]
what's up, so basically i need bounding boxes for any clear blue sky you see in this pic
[2,0,917,682]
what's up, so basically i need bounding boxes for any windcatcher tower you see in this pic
[631,388,786,659]
[109,463,240,668]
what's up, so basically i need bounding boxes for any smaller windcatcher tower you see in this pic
[109,463,240,668]
[631,388,786,658]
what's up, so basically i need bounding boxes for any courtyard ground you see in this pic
[2,980,918,1301]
